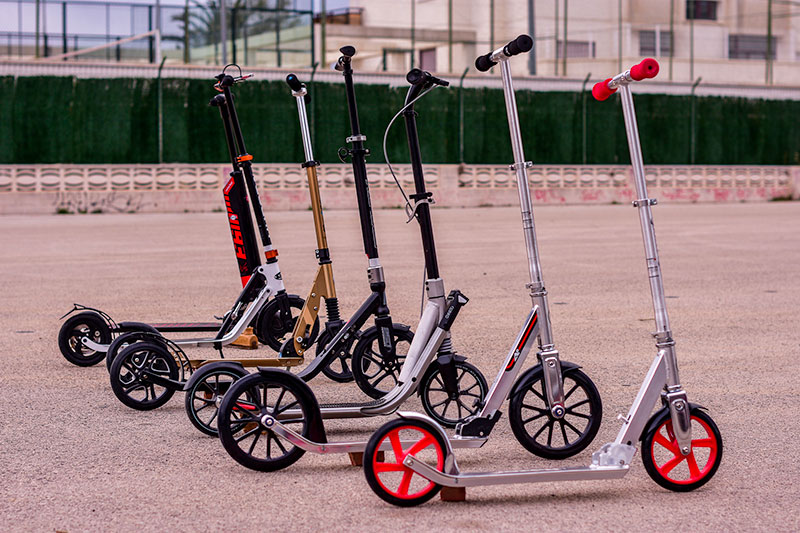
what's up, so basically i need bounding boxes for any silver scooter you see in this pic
[362,52,723,507]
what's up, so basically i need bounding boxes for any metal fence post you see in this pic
[157,56,167,164]
[581,71,591,164]
[690,76,702,165]
[458,67,469,163]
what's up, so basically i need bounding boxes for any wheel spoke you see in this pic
[562,418,584,436]
[522,404,547,413]
[528,384,546,402]
[653,431,680,454]
[397,470,414,496]
[273,388,287,413]
[686,451,701,478]
[406,435,435,456]
[563,383,580,401]
[272,433,288,454]
[565,398,591,411]
[522,412,547,424]
[559,420,570,445]
[235,426,261,443]
[194,402,212,413]
[532,419,552,441]
[248,430,262,455]
[659,453,685,475]
[388,432,404,459]
[692,437,715,448]
[275,399,300,416]
[207,408,219,425]
[374,462,405,473]
[547,421,554,447]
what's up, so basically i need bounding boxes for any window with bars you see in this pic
[557,40,596,58]
[686,0,718,21]
[639,30,672,56]
[729,34,777,60]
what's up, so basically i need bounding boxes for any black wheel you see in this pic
[641,406,722,492]
[184,366,249,436]
[58,311,111,367]
[419,361,488,428]
[319,329,356,383]
[105,330,162,372]
[255,295,319,352]
[109,341,180,410]
[351,325,414,399]
[509,366,602,459]
[364,417,447,507]
[217,371,315,472]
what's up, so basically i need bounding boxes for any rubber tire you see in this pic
[105,330,163,372]
[418,360,489,428]
[109,341,179,411]
[363,417,448,507]
[641,407,723,492]
[351,325,415,399]
[184,366,249,436]
[508,366,602,459]
[58,311,111,366]
[255,295,320,352]
[217,371,315,472]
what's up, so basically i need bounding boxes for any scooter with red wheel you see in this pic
[362,50,722,507]
[214,51,488,473]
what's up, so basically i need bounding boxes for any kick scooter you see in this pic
[57,74,309,369]
[362,53,722,506]
[104,69,314,413]
[214,52,487,472]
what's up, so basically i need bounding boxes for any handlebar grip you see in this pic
[630,58,659,81]
[475,53,496,72]
[406,68,425,85]
[504,34,533,56]
[286,73,303,92]
[592,78,616,101]
[339,45,355,58]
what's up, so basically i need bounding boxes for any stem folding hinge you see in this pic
[509,161,533,171]
[632,198,657,207]
[346,134,367,143]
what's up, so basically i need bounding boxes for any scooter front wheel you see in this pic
[58,311,111,366]
[109,341,179,410]
[351,324,414,399]
[105,330,162,372]
[641,406,722,492]
[184,365,249,436]
[508,366,602,459]
[255,294,320,352]
[419,361,488,428]
[217,371,314,472]
[364,418,447,507]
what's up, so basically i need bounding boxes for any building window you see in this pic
[557,40,596,58]
[420,48,437,72]
[639,30,672,56]
[729,34,777,60]
[686,0,718,21]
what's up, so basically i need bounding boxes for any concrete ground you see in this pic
[1,203,798,532]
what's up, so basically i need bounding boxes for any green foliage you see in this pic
[2,75,800,166]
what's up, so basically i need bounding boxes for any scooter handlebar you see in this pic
[286,73,303,92]
[334,45,356,72]
[406,68,450,87]
[475,34,533,71]
[592,58,660,101]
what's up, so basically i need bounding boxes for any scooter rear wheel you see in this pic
[641,407,722,492]
[509,366,602,459]
[419,361,488,428]
[364,418,447,507]
[184,366,250,436]
[58,311,111,366]
[109,341,179,410]
[105,330,162,372]
[217,371,314,472]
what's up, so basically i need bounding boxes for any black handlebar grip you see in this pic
[505,34,533,56]
[475,53,496,72]
[339,45,356,58]
[286,73,303,92]
[406,68,425,85]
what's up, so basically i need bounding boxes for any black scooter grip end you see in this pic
[286,73,303,92]
[505,34,533,56]
[209,93,225,107]
[475,53,496,72]
[339,45,356,58]
[406,68,425,85]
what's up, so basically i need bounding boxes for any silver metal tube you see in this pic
[499,60,554,348]
[294,93,315,162]
[619,85,671,336]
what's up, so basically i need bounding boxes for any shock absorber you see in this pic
[325,297,342,323]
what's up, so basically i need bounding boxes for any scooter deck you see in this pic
[190,357,303,369]
[127,322,222,333]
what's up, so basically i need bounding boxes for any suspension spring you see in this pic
[438,337,454,356]
[325,297,342,322]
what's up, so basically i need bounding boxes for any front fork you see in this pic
[291,263,338,355]
[368,264,397,364]
[529,286,566,419]
[659,335,693,455]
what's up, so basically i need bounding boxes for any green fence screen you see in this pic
[2,75,799,166]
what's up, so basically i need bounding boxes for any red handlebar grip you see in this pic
[592,78,616,101]
[630,58,660,81]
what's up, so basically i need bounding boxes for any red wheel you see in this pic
[363,418,447,507]
[641,407,722,492]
